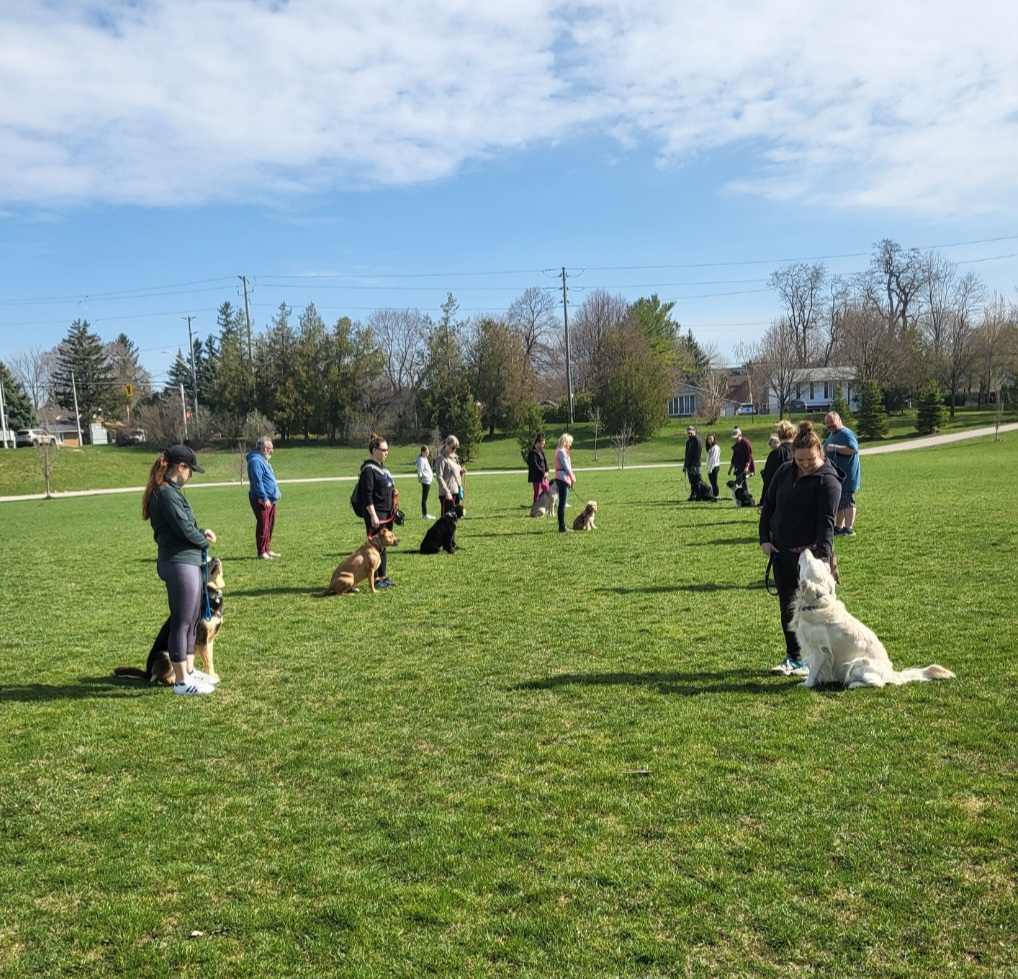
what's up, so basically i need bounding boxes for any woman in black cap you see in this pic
[141,444,218,695]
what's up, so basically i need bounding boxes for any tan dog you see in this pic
[572,500,598,531]
[325,527,399,594]
[530,485,558,518]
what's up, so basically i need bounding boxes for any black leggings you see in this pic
[157,560,202,663]
[770,549,803,660]
[708,467,720,497]
[421,482,431,517]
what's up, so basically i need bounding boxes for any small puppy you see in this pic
[325,527,399,594]
[530,485,558,518]
[420,511,459,554]
[572,500,598,531]
[727,479,756,507]
[793,549,956,689]
[115,558,226,683]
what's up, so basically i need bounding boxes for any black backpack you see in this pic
[350,462,387,518]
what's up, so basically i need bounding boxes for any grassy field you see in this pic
[2,433,1016,977]
[0,408,1004,497]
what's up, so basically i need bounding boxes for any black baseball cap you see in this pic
[165,444,205,473]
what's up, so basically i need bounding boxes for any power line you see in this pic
[0,276,237,307]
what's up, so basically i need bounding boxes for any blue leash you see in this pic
[201,547,213,621]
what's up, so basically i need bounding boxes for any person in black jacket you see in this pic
[759,419,796,506]
[758,421,842,677]
[357,433,397,589]
[682,426,703,500]
[526,433,549,505]
[141,444,218,696]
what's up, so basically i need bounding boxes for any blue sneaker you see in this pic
[375,578,395,590]
[771,658,808,677]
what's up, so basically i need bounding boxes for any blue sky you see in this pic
[2,1,1017,382]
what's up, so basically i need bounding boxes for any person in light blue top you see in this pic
[246,436,281,559]
[823,411,860,537]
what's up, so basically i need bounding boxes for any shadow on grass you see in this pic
[466,530,547,539]
[0,676,158,702]
[600,581,764,594]
[230,585,328,597]
[687,536,759,546]
[514,668,801,697]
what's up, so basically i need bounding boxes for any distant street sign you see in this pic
[124,383,134,397]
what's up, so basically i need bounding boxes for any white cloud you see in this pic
[1,0,1017,214]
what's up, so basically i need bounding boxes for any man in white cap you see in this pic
[729,427,755,489]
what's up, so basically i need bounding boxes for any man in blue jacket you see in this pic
[823,412,860,537]
[247,437,281,559]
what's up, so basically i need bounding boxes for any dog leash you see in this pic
[200,546,213,621]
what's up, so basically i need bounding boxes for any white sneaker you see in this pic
[268,550,281,558]
[424,514,436,520]
[189,669,220,686]
[174,680,214,696]
[259,553,274,560]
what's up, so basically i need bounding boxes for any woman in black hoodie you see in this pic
[758,421,842,677]
[526,433,549,505]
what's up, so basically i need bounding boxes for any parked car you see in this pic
[735,403,756,415]
[15,428,58,447]
[787,400,807,413]
[116,428,146,446]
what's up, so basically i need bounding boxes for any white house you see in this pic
[767,367,858,414]
[667,373,754,419]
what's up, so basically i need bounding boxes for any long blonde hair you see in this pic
[557,432,573,450]
[141,452,169,520]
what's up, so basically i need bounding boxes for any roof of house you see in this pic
[789,366,856,382]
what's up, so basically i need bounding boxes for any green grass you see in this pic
[0,408,1003,496]
[2,433,1016,977]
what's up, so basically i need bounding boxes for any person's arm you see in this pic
[436,457,452,499]
[247,456,266,501]
[813,475,840,560]
[361,469,380,528]
[758,467,779,554]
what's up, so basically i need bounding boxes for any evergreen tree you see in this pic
[915,381,944,435]
[51,319,114,440]
[0,360,35,429]
[830,393,852,425]
[856,381,888,439]
[255,303,298,439]
[167,348,194,394]
[106,333,152,422]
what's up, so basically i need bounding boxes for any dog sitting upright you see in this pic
[572,500,599,531]
[530,484,558,519]
[792,549,956,689]
[420,511,459,554]
[726,479,756,507]
[325,527,399,594]
[115,557,226,684]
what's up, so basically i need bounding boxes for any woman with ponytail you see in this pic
[758,421,842,677]
[143,444,219,695]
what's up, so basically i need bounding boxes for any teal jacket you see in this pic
[149,481,208,565]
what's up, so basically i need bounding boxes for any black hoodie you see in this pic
[758,459,841,560]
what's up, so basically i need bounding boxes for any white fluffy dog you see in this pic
[530,485,558,518]
[792,550,956,689]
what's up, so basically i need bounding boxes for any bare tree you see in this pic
[370,308,428,397]
[768,263,826,365]
[920,252,958,363]
[818,275,850,366]
[756,319,799,416]
[589,405,603,462]
[11,347,56,425]
[872,238,927,339]
[506,287,558,368]
[612,422,634,470]
[942,272,984,416]
[838,299,896,387]
[972,293,1011,406]
[569,290,629,393]
[698,344,730,423]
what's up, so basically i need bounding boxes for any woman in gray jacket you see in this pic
[435,435,464,518]
[141,444,218,696]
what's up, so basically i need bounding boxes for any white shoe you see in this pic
[259,553,274,560]
[189,669,220,686]
[174,680,214,696]
[424,514,436,520]
[268,550,281,558]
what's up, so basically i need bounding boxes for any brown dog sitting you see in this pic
[325,527,399,594]
[572,500,599,531]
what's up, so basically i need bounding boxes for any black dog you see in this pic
[726,479,756,508]
[690,477,717,502]
[420,513,459,554]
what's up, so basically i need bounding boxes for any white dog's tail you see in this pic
[886,664,956,685]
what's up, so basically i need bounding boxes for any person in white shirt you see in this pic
[705,433,722,499]
[416,445,435,519]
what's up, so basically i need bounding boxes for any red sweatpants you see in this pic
[250,498,277,556]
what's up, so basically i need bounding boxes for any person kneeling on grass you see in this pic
[142,444,219,696]
[758,421,841,677]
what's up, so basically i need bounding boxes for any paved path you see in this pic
[2,421,1016,504]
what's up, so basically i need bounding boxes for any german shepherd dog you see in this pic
[115,558,226,684]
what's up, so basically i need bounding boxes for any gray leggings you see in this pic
[157,560,202,663]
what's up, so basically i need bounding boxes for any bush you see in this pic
[512,403,547,462]
[856,381,888,440]
[830,394,852,425]
[915,382,944,435]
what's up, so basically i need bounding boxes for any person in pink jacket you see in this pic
[554,432,575,533]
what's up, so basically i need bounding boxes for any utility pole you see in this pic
[70,370,84,446]
[0,377,9,448]
[560,267,574,426]
[239,275,253,364]
[185,315,201,437]
[179,383,189,441]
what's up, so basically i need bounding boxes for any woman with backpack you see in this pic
[355,433,397,590]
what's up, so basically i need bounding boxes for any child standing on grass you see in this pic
[416,445,434,519]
